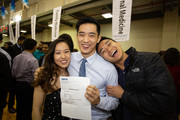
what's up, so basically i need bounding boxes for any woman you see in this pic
[32,38,71,120]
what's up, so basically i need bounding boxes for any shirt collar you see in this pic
[22,51,33,56]
[16,43,21,48]
[78,51,98,65]
[124,56,130,71]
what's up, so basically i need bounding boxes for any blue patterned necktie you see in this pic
[79,58,87,77]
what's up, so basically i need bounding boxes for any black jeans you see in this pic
[0,88,8,120]
[16,82,34,120]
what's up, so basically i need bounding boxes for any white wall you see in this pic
[100,18,164,52]
[177,17,180,49]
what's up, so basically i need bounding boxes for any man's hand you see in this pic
[85,85,100,105]
[106,85,124,99]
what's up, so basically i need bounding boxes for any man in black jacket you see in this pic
[0,34,13,120]
[7,36,26,113]
[8,36,26,59]
[96,37,177,120]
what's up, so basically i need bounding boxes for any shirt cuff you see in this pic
[96,96,105,109]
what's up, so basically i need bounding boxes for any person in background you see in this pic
[12,38,38,120]
[73,48,78,52]
[0,34,13,120]
[6,36,26,114]
[96,36,177,120]
[59,33,74,52]
[163,47,180,119]
[0,37,12,68]
[39,42,51,66]
[158,50,165,58]
[33,41,44,60]
[7,36,25,59]
[1,42,13,51]
[68,17,119,120]
[0,52,13,120]
[32,38,71,120]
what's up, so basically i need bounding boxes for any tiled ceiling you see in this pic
[2,0,179,34]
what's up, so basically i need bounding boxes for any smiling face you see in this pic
[77,23,101,58]
[42,44,49,54]
[97,39,124,63]
[53,42,71,70]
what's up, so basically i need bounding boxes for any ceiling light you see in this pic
[48,22,53,27]
[15,15,22,22]
[2,34,8,36]
[48,24,53,27]
[20,30,27,33]
[102,13,112,18]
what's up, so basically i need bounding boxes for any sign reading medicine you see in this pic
[112,0,132,41]
[52,6,62,41]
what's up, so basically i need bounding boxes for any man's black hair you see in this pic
[42,42,51,47]
[18,36,26,42]
[163,47,180,65]
[96,36,115,53]
[23,38,37,50]
[76,16,101,35]
[5,42,13,46]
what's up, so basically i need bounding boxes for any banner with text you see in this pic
[31,15,36,40]
[52,6,62,41]
[112,0,132,41]
[15,21,20,43]
[9,24,15,44]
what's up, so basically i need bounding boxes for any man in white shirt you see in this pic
[68,17,119,120]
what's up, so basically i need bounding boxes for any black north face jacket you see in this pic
[112,47,177,120]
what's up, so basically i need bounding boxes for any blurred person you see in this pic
[59,33,74,52]
[0,52,13,120]
[68,17,119,120]
[96,36,177,120]
[39,42,51,66]
[163,47,180,119]
[33,41,44,60]
[32,38,71,120]
[1,41,13,51]
[158,50,165,58]
[73,48,78,52]
[0,36,12,68]
[6,36,26,114]
[0,34,13,120]
[7,36,26,59]
[12,38,38,120]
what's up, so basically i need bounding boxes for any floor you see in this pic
[2,93,16,120]
[2,95,180,120]
[2,105,16,120]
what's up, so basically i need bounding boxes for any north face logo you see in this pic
[132,68,140,72]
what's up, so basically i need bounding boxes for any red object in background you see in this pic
[0,25,8,34]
